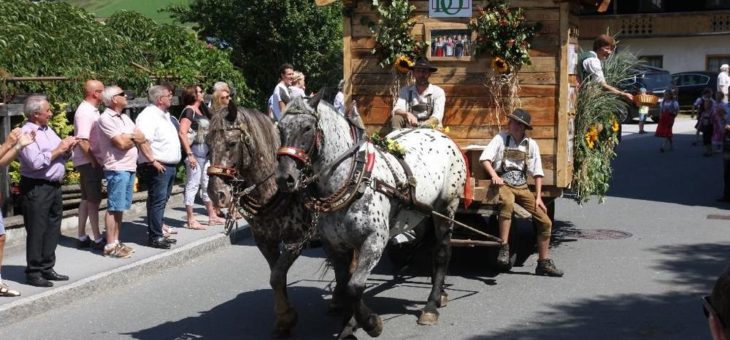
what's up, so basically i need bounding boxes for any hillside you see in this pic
[64,0,189,23]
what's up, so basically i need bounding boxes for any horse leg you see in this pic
[256,237,299,338]
[340,233,386,338]
[418,201,457,326]
[270,246,301,338]
[326,246,353,315]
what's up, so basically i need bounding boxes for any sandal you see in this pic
[162,225,178,234]
[0,283,20,297]
[186,221,207,230]
[208,217,226,225]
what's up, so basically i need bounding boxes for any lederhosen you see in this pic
[407,89,434,123]
[498,135,529,188]
[496,135,553,236]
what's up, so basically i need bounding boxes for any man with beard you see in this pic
[382,58,446,134]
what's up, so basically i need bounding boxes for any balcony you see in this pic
[580,10,730,38]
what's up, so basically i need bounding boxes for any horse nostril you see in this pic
[285,175,296,190]
[217,192,226,204]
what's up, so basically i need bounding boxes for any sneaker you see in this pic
[119,242,135,253]
[76,236,92,249]
[92,239,107,251]
[496,244,511,270]
[535,259,564,277]
[103,244,132,259]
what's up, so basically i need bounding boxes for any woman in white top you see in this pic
[289,71,306,99]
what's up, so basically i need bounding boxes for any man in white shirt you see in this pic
[271,63,294,121]
[718,64,729,104]
[480,109,563,277]
[383,58,446,135]
[135,85,181,249]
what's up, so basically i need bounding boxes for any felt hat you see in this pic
[507,108,533,130]
[410,58,438,72]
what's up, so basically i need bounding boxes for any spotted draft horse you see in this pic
[275,96,467,338]
[206,105,311,338]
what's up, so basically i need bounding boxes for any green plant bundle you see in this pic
[369,0,427,69]
[469,0,541,71]
[572,50,638,203]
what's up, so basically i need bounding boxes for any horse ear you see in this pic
[225,101,237,122]
[307,88,327,109]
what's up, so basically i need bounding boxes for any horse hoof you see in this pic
[417,310,439,326]
[273,308,298,338]
[438,293,449,308]
[271,328,292,339]
[364,314,384,337]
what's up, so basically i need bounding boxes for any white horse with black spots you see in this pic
[275,96,467,339]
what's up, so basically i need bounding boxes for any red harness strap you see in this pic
[207,165,238,179]
[277,146,311,164]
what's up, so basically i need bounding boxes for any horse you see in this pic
[206,104,312,338]
[275,96,467,338]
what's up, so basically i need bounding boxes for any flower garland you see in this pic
[572,49,639,203]
[368,0,426,108]
[370,133,406,158]
[469,0,541,124]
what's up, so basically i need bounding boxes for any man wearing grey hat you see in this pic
[382,58,446,134]
[479,108,563,277]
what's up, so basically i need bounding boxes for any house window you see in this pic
[640,55,664,68]
[707,55,730,71]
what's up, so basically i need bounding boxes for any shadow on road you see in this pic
[463,241,729,340]
[608,133,726,208]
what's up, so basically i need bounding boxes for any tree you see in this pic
[168,0,344,109]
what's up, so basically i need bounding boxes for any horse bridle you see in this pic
[207,112,255,181]
[276,108,322,171]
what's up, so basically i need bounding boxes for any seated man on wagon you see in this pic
[381,58,446,135]
[480,109,563,277]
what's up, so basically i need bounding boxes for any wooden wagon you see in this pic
[334,0,597,256]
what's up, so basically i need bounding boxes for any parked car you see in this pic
[671,71,718,111]
[618,65,673,123]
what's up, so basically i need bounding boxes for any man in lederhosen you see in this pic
[480,109,563,277]
[381,58,446,135]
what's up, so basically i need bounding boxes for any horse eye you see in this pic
[303,126,312,133]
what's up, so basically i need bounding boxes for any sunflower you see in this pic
[611,119,619,132]
[491,57,510,74]
[394,55,414,74]
[585,127,599,149]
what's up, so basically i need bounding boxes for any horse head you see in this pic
[207,105,278,209]
[275,96,322,193]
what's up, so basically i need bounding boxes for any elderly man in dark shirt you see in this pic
[18,95,77,287]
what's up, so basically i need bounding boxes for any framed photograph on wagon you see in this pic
[425,23,475,61]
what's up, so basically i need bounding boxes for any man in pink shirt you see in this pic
[72,80,105,250]
[95,86,146,258]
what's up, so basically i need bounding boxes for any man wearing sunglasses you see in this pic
[705,266,730,340]
[95,86,146,258]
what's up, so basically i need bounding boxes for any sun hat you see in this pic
[507,108,533,130]
[410,58,438,72]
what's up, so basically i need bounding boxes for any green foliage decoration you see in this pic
[468,0,541,72]
[368,0,427,69]
[168,0,343,109]
[572,50,638,203]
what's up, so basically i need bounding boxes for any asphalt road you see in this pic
[1,117,728,340]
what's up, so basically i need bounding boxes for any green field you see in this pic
[64,0,190,23]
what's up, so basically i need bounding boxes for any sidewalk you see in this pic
[0,187,249,328]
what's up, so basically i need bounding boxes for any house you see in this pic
[580,0,730,73]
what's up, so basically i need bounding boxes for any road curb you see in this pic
[0,225,249,328]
